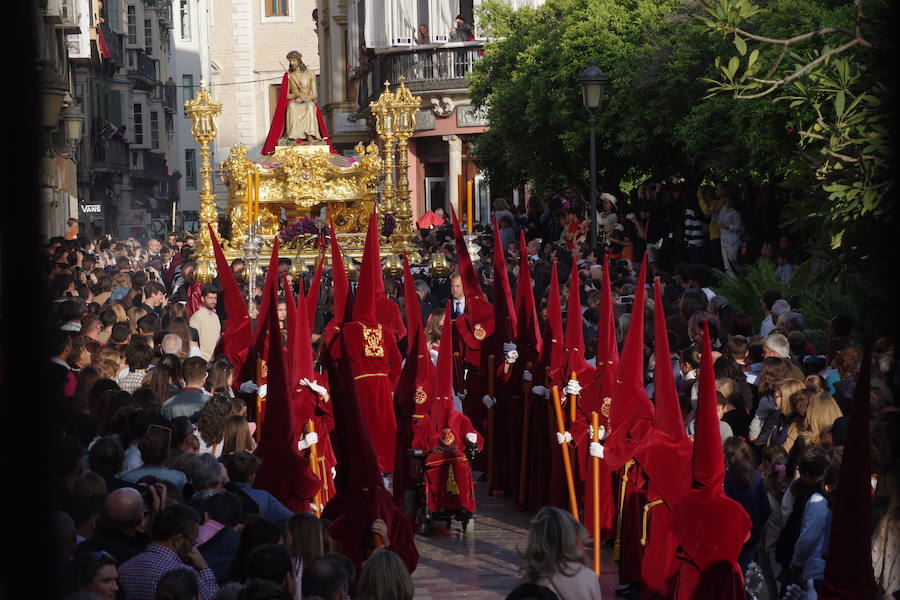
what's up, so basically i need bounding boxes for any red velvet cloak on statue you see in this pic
[262,72,336,155]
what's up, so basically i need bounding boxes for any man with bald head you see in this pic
[77,487,151,564]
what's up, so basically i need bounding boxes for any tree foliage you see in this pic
[698,0,893,257]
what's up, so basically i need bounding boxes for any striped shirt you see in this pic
[683,208,705,247]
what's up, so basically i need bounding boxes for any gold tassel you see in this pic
[613,459,635,563]
[447,465,459,495]
[640,500,665,546]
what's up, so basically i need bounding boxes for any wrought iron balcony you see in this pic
[373,41,484,95]
[127,50,158,89]
[132,149,167,180]
[92,137,129,171]
[99,21,124,66]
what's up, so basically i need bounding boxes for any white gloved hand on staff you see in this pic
[239,380,259,394]
[465,432,478,445]
[482,394,497,409]
[562,379,582,396]
[531,385,550,400]
[297,431,319,450]
[555,431,573,445]
[589,442,604,459]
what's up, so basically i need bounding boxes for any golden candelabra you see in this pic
[185,80,223,283]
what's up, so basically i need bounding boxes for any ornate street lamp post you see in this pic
[579,60,609,251]
[184,80,223,283]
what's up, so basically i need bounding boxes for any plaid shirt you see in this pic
[118,369,148,394]
[118,543,218,600]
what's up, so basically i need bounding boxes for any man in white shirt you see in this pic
[189,285,221,361]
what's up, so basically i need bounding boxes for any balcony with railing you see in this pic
[132,149,167,180]
[159,81,177,113]
[127,50,158,89]
[159,174,180,200]
[99,21,125,66]
[92,136,129,171]
[373,41,484,96]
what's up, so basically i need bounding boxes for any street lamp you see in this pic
[39,63,69,129]
[579,60,609,250]
[60,99,85,155]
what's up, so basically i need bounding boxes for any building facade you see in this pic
[38,0,181,239]
[317,0,543,225]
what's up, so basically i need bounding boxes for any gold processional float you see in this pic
[183,77,451,287]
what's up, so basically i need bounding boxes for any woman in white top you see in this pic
[194,393,233,458]
[519,506,601,600]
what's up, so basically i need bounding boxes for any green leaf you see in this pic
[747,49,759,68]
[733,35,747,56]
[834,91,846,119]
[727,56,740,78]
[830,231,844,249]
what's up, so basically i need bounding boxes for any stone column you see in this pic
[444,134,461,215]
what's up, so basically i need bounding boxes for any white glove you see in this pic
[298,431,319,450]
[522,369,533,382]
[239,380,259,394]
[503,342,517,353]
[589,442,604,459]
[531,385,550,399]
[505,349,519,364]
[331,466,336,479]
[562,379,582,396]
[257,383,268,398]
[300,377,328,399]
[588,424,608,441]
[465,432,478,445]
[556,431,573,445]
[482,394,497,409]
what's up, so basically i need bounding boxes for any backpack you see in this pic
[775,479,819,569]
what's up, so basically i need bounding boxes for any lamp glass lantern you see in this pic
[579,60,609,112]
[61,101,85,143]
[39,66,69,129]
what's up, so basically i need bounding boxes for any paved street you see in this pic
[412,476,619,599]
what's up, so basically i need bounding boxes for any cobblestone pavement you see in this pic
[411,476,620,599]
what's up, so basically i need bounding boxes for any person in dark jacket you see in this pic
[723,437,771,574]
[195,492,244,585]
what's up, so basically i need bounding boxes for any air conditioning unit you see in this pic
[392,37,414,46]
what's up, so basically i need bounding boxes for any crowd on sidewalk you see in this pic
[44,179,898,600]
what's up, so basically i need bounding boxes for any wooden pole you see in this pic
[307,419,323,517]
[487,353,496,491]
[516,361,533,507]
[568,370,578,425]
[467,180,473,231]
[551,385,579,521]
[254,358,266,441]
[591,411,601,575]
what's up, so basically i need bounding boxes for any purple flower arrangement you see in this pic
[279,216,320,244]
[382,213,396,237]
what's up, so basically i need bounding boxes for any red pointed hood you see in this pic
[450,206,484,300]
[395,252,434,418]
[306,250,325,331]
[603,253,654,470]
[563,256,593,379]
[352,208,383,324]
[542,261,565,380]
[596,254,619,372]
[252,280,321,510]
[514,231,542,360]
[693,319,723,492]
[491,218,517,343]
[632,279,692,508]
[255,236,280,338]
[291,284,316,382]
[328,222,350,324]
[429,300,456,431]
[208,224,252,375]
[821,343,878,598]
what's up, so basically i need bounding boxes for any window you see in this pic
[182,74,194,118]
[185,149,197,190]
[144,19,153,54]
[180,0,191,40]
[265,0,288,17]
[127,6,137,45]
[132,103,143,145]
[150,111,159,149]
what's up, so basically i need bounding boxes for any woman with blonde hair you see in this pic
[355,549,414,600]
[221,415,256,454]
[768,380,809,453]
[109,302,128,324]
[803,392,843,447]
[518,506,600,599]
[424,308,445,365]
